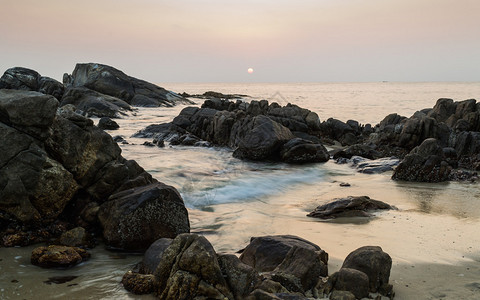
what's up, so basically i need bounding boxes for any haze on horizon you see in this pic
[1,0,479,83]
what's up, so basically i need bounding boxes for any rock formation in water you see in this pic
[307,196,395,219]
[122,233,394,299]
[0,89,190,250]
[0,64,193,118]
[134,98,330,164]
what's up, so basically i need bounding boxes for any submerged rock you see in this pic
[307,196,395,219]
[31,245,90,268]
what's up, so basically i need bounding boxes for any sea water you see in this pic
[1,82,480,299]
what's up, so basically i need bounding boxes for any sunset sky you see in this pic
[1,0,479,82]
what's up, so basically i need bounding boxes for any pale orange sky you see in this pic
[1,0,479,82]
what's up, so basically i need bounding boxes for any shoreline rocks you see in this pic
[122,233,394,299]
[307,196,395,219]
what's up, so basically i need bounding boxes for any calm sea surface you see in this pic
[1,82,480,299]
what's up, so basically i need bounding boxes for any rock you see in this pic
[333,144,382,160]
[56,227,93,248]
[97,117,119,130]
[307,196,394,219]
[331,268,369,299]
[0,90,78,224]
[98,182,190,251]
[320,118,355,145]
[154,233,233,299]
[65,63,192,107]
[239,235,327,272]
[279,138,329,164]
[392,138,452,182]
[0,67,65,99]
[233,115,295,161]
[349,156,400,174]
[341,246,392,293]
[60,87,131,118]
[218,253,262,299]
[121,271,155,295]
[329,290,356,300]
[141,238,173,274]
[31,245,90,268]
[271,245,328,293]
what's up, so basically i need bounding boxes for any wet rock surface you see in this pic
[31,245,90,268]
[307,196,395,219]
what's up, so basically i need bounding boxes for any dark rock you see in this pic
[329,290,356,300]
[307,196,394,219]
[279,138,329,164]
[97,117,119,130]
[320,118,355,145]
[55,227,93,248]
[65,63,192,107]
[392,138,452,182]
[239,235,327,272]
[121,271,155,295]
[141,238,173,274]
[233,115,295,161]
[246,289,283,300]
[342,246,392,293]
[331,268,369,299]
[98,182,190,251]
[0,67,65,99]
[333,144,381,160]
[271,245,328,293]
[143,141,155,147]
[218,253,262,299]
[60,87,131,118]
[154,233,233,299]
[31,245,90,268]
[339,182,351,187]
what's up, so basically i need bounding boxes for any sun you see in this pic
[247,68,254,74]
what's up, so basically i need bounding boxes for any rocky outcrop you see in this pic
[31,245,90,268]
[97,117,120,130]
[64,63,193,107]
[0,90,190,250]
[123,234,394,299]
[307,196,395,219]
[392,138,452,182]
[0,67,65,99]
[136,99,331,164]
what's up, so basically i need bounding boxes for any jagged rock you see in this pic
[307,196,394,219]
[239,235,327,272]
[0,67,65,99]
[154,233,234,299]
[97,117,119,130]
[98,182,190,251]
[121,271,155,295]
[31,245,90,268]
[330,268,369,299]
[55,227,94,248]
[218,254,262,299]
[342,246,392,293]
[60,87,131,118]
[64,63,192,107]
[392,138,452,182]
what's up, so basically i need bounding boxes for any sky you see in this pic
[1,0,479,83]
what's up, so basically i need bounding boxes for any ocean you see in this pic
[1,82,480,299]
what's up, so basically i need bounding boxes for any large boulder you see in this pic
[341,246,392,293]
[141,238,173,274]
[98,182,190,251]
[279,138,329,164]
[218,254,262,299]
[0,67,65,99]
[330,268,369,299]
[233,115,295,161]
[392,138,452,182]
[154,233,234,299]
[239,235,328,272]
[0,90,78,224]
[64,63,192,107]
[307,196,395,219]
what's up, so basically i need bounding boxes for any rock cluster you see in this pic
[134,98,330,163]
[0,89,189,250]
[122,234,394,300]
